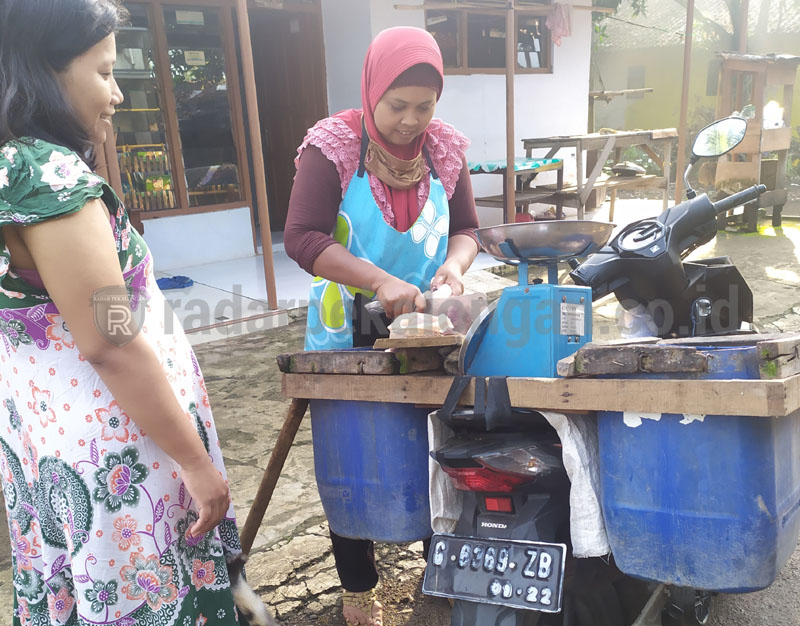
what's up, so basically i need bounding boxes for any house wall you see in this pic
[321,0,372,114]
[593,46,718,132]
[148,207,255,271]
[594,38,800,135]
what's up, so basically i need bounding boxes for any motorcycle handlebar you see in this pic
[712,184,767,215]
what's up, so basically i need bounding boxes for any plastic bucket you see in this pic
[598,345,800,591]
[310,399,432,542]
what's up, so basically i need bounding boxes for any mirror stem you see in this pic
[684,157,698,200]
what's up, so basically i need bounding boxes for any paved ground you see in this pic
[4,198,800,625]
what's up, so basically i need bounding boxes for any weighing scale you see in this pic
[459,221,615,378]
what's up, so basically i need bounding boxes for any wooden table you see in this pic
[281,371,800,419]
[468,157,564,223]
[239,361,800,552]
[522,129,678,220]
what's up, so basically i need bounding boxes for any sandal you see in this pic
[342,588,383,626]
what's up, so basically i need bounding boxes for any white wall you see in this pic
[321,0,373,113]
[144,207,254,272]
[368,0,421,33]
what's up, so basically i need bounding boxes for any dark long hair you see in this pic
[0,0,128,157]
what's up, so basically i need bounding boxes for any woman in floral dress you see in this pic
[0,1,243,624]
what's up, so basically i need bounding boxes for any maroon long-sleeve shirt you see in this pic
[284,145,479,275]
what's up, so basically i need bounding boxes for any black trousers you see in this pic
[330,530,432,592]
[328,297,429,592]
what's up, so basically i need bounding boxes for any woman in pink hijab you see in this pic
[285,27,479,625]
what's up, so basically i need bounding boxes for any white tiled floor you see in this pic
[155,234,503,344]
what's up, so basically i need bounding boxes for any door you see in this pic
[250,6,328,231]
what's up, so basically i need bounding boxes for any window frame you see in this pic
[106,0,252,220]
[425,6,554,76]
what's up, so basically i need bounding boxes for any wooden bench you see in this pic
[522,129,677,220]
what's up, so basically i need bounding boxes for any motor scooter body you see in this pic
[424,119,766,625]
[424,380,640,626]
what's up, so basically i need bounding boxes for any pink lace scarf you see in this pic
[295,116,470,228]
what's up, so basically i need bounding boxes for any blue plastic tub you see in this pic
[310,399,432,542]
[598,345,800,592]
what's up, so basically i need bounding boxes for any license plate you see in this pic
[422,533,566,613]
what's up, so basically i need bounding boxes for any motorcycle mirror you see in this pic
[691,117,748,159]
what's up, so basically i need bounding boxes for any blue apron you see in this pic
[304,138,450,351]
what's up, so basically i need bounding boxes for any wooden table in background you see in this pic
[522,129,678,220]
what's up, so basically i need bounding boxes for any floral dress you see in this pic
[0,139,242,626]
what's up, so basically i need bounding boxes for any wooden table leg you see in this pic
[239,397,309,554]
[609,189,618,222]
[662,138,674,211]
[576,141,584,220]
[556,166,564,220]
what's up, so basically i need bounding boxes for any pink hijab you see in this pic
[334,27,445,232]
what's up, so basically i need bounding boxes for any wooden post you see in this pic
[505,4,516,224]
[673,0,695,204]
[240,398,309,554]
[737,0,749,53]
[235,0,279,310]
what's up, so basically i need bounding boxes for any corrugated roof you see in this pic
[596,0,800,50]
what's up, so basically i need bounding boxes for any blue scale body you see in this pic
[465,279,592,379]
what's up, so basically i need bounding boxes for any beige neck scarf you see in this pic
[364,139,426,191]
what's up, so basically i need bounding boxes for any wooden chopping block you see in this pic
[277,350,398,375]
[757,334,800,379]
[276,348,446,375]
[558,343,707,377]
[373,335,464,349]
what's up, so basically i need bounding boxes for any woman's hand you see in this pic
[181,458,232,538]
[431,261,465,296]
[373,275,426,318]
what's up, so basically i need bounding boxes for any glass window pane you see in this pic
[427,11,460,68]
[467,14,506,69]
[114,4,177,212]
[163,6,242,207]
[517,16,547,69]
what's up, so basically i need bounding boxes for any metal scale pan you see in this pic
[459,221,615,376]
[477,220,616,264]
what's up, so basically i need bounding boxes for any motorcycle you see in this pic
[422,117,766,626]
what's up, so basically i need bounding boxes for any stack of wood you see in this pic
[557,333,800,380]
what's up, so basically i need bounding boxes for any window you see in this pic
[426,6,552,74]
[114,5,177,211]
[110,2,248,218]
[163,7,243,207]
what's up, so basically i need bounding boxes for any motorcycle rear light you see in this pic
[484,496,514,513]
[441,464,533,492]
[476,443,562,479]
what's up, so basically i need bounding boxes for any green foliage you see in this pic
[592,0,647,16]
[789,127,800,183]
[591,0,647,48]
